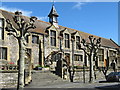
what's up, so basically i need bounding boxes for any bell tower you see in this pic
[48,4,59,28]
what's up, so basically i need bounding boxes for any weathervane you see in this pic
[51,0,55,5]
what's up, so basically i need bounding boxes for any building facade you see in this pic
[0,5,120,74]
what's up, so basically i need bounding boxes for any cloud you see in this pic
[37,16,48,21]
[0,6,32,16]
[0,6,48,21]
[72,2,85,10]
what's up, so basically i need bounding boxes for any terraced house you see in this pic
[0,4,120,79]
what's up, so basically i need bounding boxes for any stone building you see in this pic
[0,4,120,75]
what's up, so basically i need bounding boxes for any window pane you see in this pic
[50,31,52,36]
[2,48,7,60]
[74,55,83,61]
[50,30,56,46]
[0,19,3,27]
[109,50,116,62]
[76,36,80,42]
[0,47,7,60]
[53,38,56,46]
[32,35,39,44]
[65,34,70,48]
[98,49,104,61]
[76,36,80,49]
[0,48,1,59]
[0,28,2,39]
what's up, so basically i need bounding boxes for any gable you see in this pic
[47,25,59,32]
[62,28,70,34]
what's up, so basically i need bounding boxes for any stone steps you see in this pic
[25,70,69,88]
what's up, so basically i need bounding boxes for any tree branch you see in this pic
[6,19,18,34]
[26,23,36,31]
[7,32,18,38]
[24,32,30,39]
[80,48,90,56]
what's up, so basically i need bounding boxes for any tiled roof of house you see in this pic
[0,9,119,49]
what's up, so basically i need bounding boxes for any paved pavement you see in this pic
[25,70,120,89]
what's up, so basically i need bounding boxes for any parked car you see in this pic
[106,72,120,82]
[34,65,42,70]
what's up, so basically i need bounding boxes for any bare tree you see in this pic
[100,67,109,79]
[6,11,37,90]
[80,36,101,83]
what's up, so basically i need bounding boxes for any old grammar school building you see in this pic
[0,4,120,83]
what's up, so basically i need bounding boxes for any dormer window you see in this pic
[65,33,70,48]
[76,36,80,49]
[32,35,39,44]
[0,19,4,40]
[50,30,56,46]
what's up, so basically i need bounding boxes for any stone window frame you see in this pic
[32,35,39,44]
[0,47,7,60]
[98,49,104,61]
[50,30,56,46]
[64,33,70,48]
[109,50,116,62]
[76,36,80,50]
[0,18,4,40]
[74,54,83,61]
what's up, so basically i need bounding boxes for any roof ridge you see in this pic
[110,39,120,47]
[0,9,50,25]
[0,9,116,42]
[59,25,111,40]
[0,9,15,14]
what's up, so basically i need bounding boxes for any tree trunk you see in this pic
[17,38,25,90]
[89,53,94,83]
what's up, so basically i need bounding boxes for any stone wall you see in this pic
[73,70,106,83]
[8,35,19,64]
[0,71,18,88]
[72,69,119,83]
[32,44,39,68]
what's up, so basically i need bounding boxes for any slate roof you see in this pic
[0,9,119,49]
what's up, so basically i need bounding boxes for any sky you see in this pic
[0,2,118,44]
